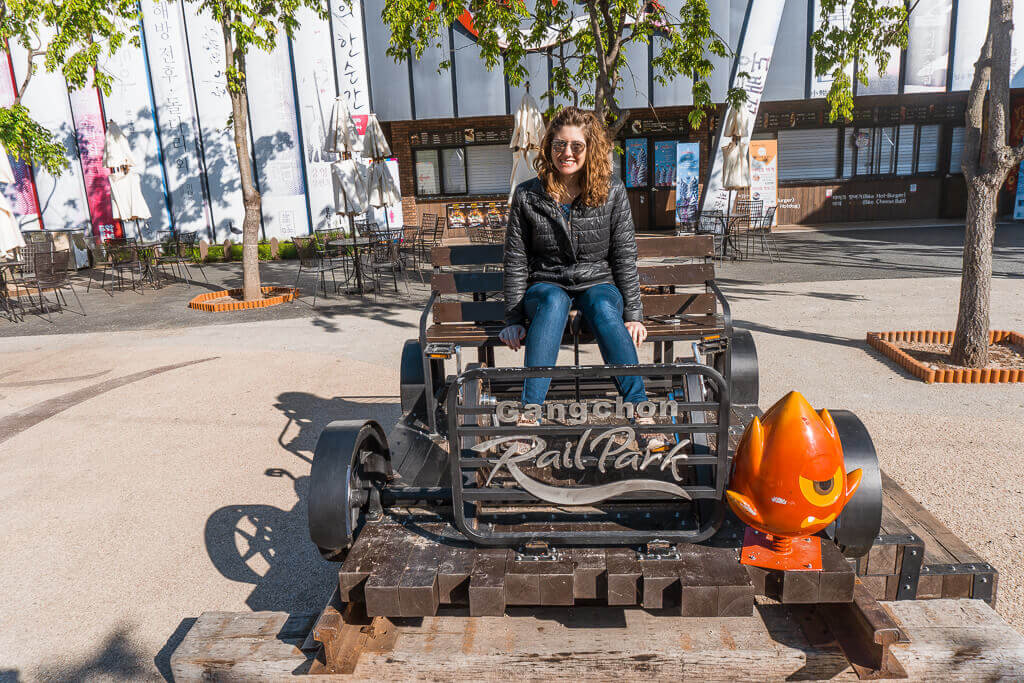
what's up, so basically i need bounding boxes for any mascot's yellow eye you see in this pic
[799,466,843,507]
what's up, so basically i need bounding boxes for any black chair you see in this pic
[398,224,424,282]
[293,236,346,307]
[415,214,443,264]
[156,231,208,285]
[361,238,408,300]
[731,199,763,259]
[747,205,781,262]
[28,249,84,321]
[105,238,146,294]
[697,210,726,259]
[78,236,115,295]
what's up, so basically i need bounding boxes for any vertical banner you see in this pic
[653,140,676,187]
[330,0,372,116]
[8,30,91,233]
[810,1,854,99]
[625,138,648,188]
[702,0,786,215]
[749,140,778,226]
[674,142,700,227]
[99,18,172,239]
[904,0,951,93]
[182,8,246,240]
[67,88,118,239]
[140,0,211,237]
[247,36,310,240]
[291,7,338,233]
[0,49,41,228]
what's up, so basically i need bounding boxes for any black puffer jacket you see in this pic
[503,176,642,325]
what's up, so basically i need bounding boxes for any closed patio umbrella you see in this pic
[325,96,363,158]
[509,92,545,204]
[361,113,391,160]
[103,120,137,169]
[331,158,369,218]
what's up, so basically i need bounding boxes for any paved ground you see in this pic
[0,225,1022,681]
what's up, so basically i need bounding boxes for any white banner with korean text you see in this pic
[701,0,786,216]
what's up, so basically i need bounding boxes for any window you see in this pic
[414,144,511,196]
[414,150,440,195]
[466,145,512,195]
[778,128,840,181]
[842,124,945,178]
[442,149,467,194]
[949,127,965,174]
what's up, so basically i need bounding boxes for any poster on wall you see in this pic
[749,140,778,226]
[447,200,508,231]
[674,143,700,227]
[904,0,952,93]
[625,138,648,188]
[68,87,119,240]
[653,141,676,187]
[330,0,372,116]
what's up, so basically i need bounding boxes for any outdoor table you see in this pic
[715,214,747,260]
[137,241,166,288]
[0,260,25,321]
[328,236,376,294]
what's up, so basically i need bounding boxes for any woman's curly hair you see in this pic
[534,106,612,207]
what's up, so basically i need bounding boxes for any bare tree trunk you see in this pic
[950,178,997,365]
[222,19,262,301]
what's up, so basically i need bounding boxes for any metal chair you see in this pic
[293,236,346,308]
[105,238,146,294]
[79,237,115,295]
[747,205,781,262]
[156,231,208,285]
[28,249,84,321]
[697,210,726,259]
[415,214,443,264]
[361,238,408,300]
[398,224,424,282]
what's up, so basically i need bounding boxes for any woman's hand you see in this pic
[624,321,648,348]
[499,325,527,351]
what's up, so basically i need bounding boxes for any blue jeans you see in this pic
[521,282,647,406]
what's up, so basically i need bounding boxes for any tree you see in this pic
[814,0,1017,368]
[186,0,327,301]
[0,0,140,174]
[382,0,747,139]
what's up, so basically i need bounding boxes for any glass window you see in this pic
[778,128,839,180]
[414,149,440,195]
[466,145,513,194]
[896,125,916,175]
[442,148,467,194]
[917,125,940,173]
[949,126,965,174]
[876,126,897,174]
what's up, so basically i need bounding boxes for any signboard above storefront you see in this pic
[411,127,513,147]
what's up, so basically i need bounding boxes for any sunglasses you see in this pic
[552,140,586,155]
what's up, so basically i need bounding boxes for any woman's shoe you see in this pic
[634,416,669,452]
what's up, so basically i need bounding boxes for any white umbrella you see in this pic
[509,92,545,203]
[366,161,400,208]
[325,96,362,157]
[361,114,391,160]
[103,120,137,169]
[0,141,15,185]
[109,168,152,239]
[331,159,369,217]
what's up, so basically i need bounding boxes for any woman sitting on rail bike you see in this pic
[500,106,667,452]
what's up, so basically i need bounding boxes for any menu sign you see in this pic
[448,201,508,230]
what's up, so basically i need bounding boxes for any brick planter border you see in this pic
[866,330,1024,384]
[188,286,299,312]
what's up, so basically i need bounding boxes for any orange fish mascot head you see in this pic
[726,391,862,539]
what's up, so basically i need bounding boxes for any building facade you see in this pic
[3,0,1021,239]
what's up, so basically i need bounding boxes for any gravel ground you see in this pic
[0,272,1021,680]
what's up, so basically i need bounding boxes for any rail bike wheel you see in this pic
[826,410,883,558]
[308,420,393,562]
[713,329,759,406]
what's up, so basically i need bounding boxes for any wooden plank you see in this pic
[397,543,443,617]
[363,526,416,617]
[468,548,508,616]
[433,301,506,324]
[431,244,504,266]
[818,542,856,603]
[677,547,719,618]
[566,547,606,600]
[882,471,984,565]
[637,263,714,286]
[437,544,475,605]
[605,548,640,605]
[638,292,716,316]
[636,234,714,257]
[338,523,394,602]
[430,271,504,293]
[641,557,682,609]
[170,611,317,680]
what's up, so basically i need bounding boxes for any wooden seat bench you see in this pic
[423,235,732,365]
